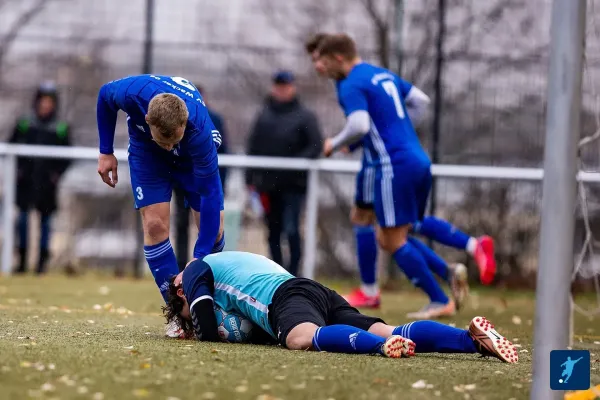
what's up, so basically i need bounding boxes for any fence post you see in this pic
[2,154,17,275]
[302,168,319,280]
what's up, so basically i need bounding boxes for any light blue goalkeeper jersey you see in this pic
[202,252,293,337]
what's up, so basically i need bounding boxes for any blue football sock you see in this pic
[412,217,471,251]
[144,238,179,303]
[393,320,477,353]
[312,325,386,355]
[211,233,225,254]
[354,225,378,287]
[408,237,450,282]
[393,242,449,304]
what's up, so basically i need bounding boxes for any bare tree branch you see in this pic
[0,0,50,78]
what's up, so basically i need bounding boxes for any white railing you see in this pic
[2,143,600,278]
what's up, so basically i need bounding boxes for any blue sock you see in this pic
[144,239,179,303]
[393,242,449,304]
[354,225,378,286]
[211,233,225,254]
[408,237,450,282]
[413,217,471,251]
[393,320,477,353]
[312,325,385,355]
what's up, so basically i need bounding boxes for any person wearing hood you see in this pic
[245,71,323,276]
[9,82,71,275]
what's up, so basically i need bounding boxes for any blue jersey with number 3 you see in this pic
[97,74,218,176]
[337,63,430,169]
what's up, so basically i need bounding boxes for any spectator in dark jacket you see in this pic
[9,82,71,274]
[246,71,323,276]
[173,84,229,271]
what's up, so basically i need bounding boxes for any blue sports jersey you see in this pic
[182,252,294,338]
[97,75,223,258]
[97,74,219,176]
[336,63,430,169]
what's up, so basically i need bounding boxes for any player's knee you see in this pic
[285,323,319,350]
[144,216,169,242]
[377,227,409,252]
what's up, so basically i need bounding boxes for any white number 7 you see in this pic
[382,80,405,119]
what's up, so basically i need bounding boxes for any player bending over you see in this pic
[96,75,225,337]
[305,34,496,313]
[163,251,517,363]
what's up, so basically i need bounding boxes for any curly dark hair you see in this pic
[161,276,195,338]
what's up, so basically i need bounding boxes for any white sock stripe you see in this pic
[313,327,322,351]
[406,321,415,340]
[144,241,172,259]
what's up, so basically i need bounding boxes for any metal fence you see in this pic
[2,143,600,279]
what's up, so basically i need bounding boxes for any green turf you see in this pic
[0,275,598,400]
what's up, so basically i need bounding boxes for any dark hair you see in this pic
[161,276,194,338]
[304,33,330,54]
[316,33,358,60]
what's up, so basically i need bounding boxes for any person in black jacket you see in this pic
[246,71,323,276]
[9,82,71,274]
[173,84,229,271]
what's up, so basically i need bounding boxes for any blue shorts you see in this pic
[128,145,224,212]
[354,165,375,209]
[374,165,431,228]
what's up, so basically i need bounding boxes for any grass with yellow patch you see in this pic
[0,274,599,400]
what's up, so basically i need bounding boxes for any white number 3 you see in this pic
[136,187,144,200]
[382,80,406,119]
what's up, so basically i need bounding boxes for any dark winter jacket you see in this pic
[9,85,71,214]
[246,96,322,193]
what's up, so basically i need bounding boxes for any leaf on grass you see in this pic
[514,344,522,348]
[124,346,134,350]
[87,320,95,324]
[93,304,102,310]
[40,383,55,392]
[512,383,523,389]
[132,389,149,398]
[166,397,181,400]
[412,380,428,389]
[116,325,124,328]
[520,349,529,353]
[98,286,111,295]
[312,376,325,381]
[274,376,286,381]
[201,393,216,399]
[594,341,600,345]
[92,393,105,400]
[28,389,42,398]
[464,384,476,391]
[103,303,113,311]
[34,363,45,371]
[256,395,279,400]
[1,366,11,372]
[145,332,151,335]
[373,378,391,386]
[235,385,249,393]
[434,391,442,397]
[494,371,503,375]
[291,382,306,390]
[8,320,13,324]
[163,374,173,380]
[140,363,151,369]
[511,316,522,325]
[77,386,89,394]
[20,361,32,368]
[210,349,220,353]
[260,384,272,390]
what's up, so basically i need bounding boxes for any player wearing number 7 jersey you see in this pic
[96,75,225,337]
[319,34,463,319]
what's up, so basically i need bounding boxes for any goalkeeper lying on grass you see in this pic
[163,251,517,363]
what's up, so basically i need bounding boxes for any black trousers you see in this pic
[263,191,304,276]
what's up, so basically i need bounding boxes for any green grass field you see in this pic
[0,275,598,400]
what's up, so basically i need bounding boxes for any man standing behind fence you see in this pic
[10,82,71,275]
[246,71,323,276]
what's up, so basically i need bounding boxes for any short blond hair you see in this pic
[147,93,189,139]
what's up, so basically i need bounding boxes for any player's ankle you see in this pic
[361,284,379,297]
